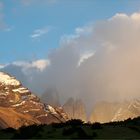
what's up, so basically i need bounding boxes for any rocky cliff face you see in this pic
[90,99,140,123]
[63,98,86,122]
[0,72,68,129]
[90,101,120,123]
[111,99,140,122]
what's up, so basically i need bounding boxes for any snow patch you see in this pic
[12,101,26,107]
[12,87,29,94]
[111,108,122,122]
[0,72,20,86]
[46,105,57,114]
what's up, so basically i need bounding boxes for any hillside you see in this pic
[0,72,68,129]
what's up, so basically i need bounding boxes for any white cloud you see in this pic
[12,59,50,72]
[45,12,140,106]
[60,25,94,45]
[78,52,94,67]
[3,12,140,112]
[0,64,6,69]
[75,26,93,35]
[30,27,50,40]
[32,59,50,71]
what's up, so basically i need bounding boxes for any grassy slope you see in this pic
[0,117,140,139]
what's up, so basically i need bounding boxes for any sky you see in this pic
[0,0,140,64]
[2,0,140,109]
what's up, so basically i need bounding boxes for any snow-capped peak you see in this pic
[0,72,68,129]
[0,72,20,86]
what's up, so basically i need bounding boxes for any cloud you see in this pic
[42,12,140,107]
[1,59,50,94]
[30,27,50,40]
[12,59,50,72]
[0,64,6,69]
[78,52,94,67]
[60,25,93,45]
[31,59,50,71]
[3,12,140,113]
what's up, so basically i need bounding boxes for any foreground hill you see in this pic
[0,117,140,139]
[0,72,68,129]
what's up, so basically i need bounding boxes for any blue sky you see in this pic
[0,0,140,64]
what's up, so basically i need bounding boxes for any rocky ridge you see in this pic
[0,72,68,129]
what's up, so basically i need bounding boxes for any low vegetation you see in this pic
[0,117,140,139]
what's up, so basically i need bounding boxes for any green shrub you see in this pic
[91,122,102,129]
[65,119,84,126]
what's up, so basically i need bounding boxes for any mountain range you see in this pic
[90,99,140,123]
[0,72,68,129]
[0,71,140,129]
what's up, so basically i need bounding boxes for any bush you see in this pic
[92,132,97,137]
[65,119,84,126]
[62,126,93,139]
[12,125,43,139]
[62,127,75,136]
[91,122,102,129]
[2,127,16,133]
[128,126,140,133]
[51,122,65,128]
[77,127,92,139]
